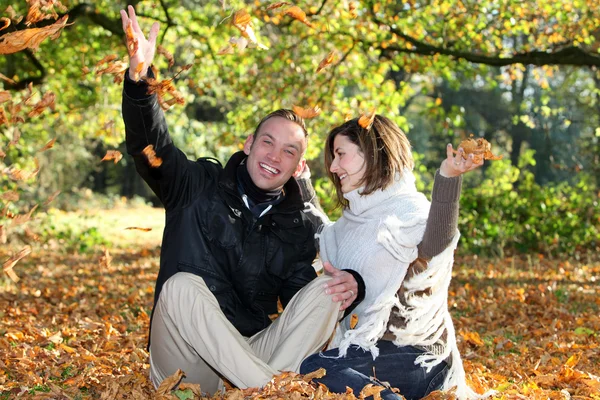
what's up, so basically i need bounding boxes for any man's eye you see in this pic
[285,150,294,155]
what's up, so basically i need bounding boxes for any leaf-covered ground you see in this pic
[1,206,599,399]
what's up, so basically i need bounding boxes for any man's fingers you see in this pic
[128,5,142,33]
[120,10,129,31]
[148,22,160,45]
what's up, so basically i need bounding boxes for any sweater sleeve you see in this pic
[417,170,462,260]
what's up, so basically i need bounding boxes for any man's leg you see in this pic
[149,272,278,393]
[247,275,342,373]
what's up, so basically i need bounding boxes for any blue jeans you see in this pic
[300,341,448,400]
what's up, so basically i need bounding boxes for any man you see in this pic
[119,6,363,393]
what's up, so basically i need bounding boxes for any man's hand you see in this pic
[322,261,358,311]
[120,5,160,81]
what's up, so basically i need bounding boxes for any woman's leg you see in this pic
[300,341,448,400]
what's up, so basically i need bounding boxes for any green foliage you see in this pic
[458,150,600,257]
[39,220,110,254]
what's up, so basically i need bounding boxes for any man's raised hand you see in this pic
[120,5,159,81]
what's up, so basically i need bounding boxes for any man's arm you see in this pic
[120,6,210,210]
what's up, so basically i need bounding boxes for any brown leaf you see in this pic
[9,127,20,145]
[302,367,326,381]
[292,105,321,119]
[157,45,175,68]
[43,190,61,206]
[349,313,359,329]
[266,2,291,11]
[454,136,503,162]
[0,190,19,202]
[284,6,314,28]
[0,90,12,104]
[0,72,16,84]
[0,15,69,55]
[125,20,138,57]
[5,6,24,24]
[461,331,485,347]
[94,54,119,69]
[359,384,385,400]
[3,245,32,283]
[39,137,56,152]
[316,51,335,73]
[26,0,67,25]
[101,150,123,164]
[28,91,56,117]
[358,110,376,130]
[12,204,38,225]
[155,368,185,396]
[100,248,112,269]
[6,157,40,181]
[125,227,153,232]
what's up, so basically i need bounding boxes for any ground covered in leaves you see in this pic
[1,206,599,399]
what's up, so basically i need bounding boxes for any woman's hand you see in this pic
[439,143,484,178]
[120,5,160,81]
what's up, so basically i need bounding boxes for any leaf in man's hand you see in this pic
[0,15,69,55]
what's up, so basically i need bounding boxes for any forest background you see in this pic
[0,0,599,399]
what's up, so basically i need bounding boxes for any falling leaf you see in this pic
[145,78,185,110]
[358,110,376,130]
[2,245,31,283]
[316,51,335,73]
[292,105,321,119]
[0,90,11,104]
[124,20,138,57]
[27,91,56,117]
[94,54,119,69]
[101,150,123,164]
[0,107,7,126]
[0,72,16,84]
[157,45,175,68]
[5,6,23,24]
[232,9,268,50]
[142,145,163,168]
[24,226,40,242]
[100,248,112,269]
[125,227,153,232]
[266,2,291,11]
[283,6,313,28]
[348,2,358,18]
[0,15,69,55]
[43,190,61,206]
[9,127,20,145]
[229,36,249,51]
[6,158,40,181]
[218,44,235,55]
[349,313,359,329]
[0,191,19,202]
[25,0,67,25]
[12,204,39,225]
[39,137,56,152]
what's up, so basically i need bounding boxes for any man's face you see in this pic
[243,116,307,191]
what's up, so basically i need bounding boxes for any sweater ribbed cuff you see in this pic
[431,170,462,203]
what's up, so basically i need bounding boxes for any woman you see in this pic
[300,115,489,400]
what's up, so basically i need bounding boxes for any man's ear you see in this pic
[243,135,254,155]
[293,158,307,178]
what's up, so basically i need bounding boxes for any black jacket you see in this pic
[122,77,319,337]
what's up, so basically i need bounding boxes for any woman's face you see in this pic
[329,134,366,193]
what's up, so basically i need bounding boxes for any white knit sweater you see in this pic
[317,170,487,400]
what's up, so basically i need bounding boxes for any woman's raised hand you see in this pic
[439,143,484,178]
[120,5,160,81]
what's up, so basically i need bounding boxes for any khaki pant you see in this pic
[149,272,341,393]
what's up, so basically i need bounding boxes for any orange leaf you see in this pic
[0,15,69,55]
[358,110,376,130]
[125,20,138,57]
[359,384,385,400]
[266,2,291,11]
[27,91,56,117]
[232,9,268,50]
[125,227,152,232]
[292,105,321,119]
[284,6,313,28]
[101,150,123,164]
[3,245,31,283]
[0,225,6,245]
[0,91,11,104]
[142,144,163,168]
[349,313,359,329]
[156,368,185,395]
[316,51,335,73]
[94,54,119,69]
[0,191,19,202]
[461,331,485,347]
[39,137,56,152]
[157,45,175,68]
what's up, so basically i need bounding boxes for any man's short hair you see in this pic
[254,109,308,138]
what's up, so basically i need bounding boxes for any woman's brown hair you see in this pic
[324,115,414,208]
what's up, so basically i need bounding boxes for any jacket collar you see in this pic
[219,151,305,213]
